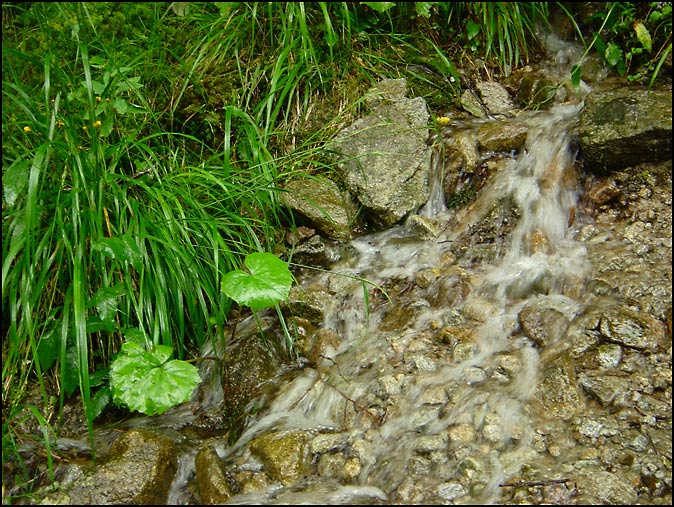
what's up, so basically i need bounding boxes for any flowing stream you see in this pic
[13,25,672,504]
[167,98,593,504]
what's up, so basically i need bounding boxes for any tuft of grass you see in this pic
[2,13,293,488]
[441,2,549,75]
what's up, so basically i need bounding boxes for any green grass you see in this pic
[2,1,559,497]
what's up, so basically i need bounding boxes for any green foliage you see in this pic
[221,252,295,358]
[562,2,672,87]
[361,2,437,18]
[109,341,202,416]
[2,4,293,488]
[221,252,294,311]
[440,2,549,74]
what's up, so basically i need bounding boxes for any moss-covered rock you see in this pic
[44,429,177,505]
[579,88,672,172]
[249,430,311,485]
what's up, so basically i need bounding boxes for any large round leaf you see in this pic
[110,341,201,415]
[221,252,293,310]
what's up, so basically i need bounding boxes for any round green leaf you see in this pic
[221,252,292,310]
[110,342,201,415]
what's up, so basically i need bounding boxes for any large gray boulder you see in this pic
[332,78,431,228]
[578,88,672,172]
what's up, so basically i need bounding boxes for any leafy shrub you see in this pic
[561,2,672,87]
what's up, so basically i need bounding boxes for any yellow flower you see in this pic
[93,120,102,128]
[435,116,451,126]
[23,126,32,133]
[82,125,88,131]
[56,120,65,128]
[96,96,102,102]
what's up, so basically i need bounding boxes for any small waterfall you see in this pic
[420,137,449,217]
[212,100,591,504]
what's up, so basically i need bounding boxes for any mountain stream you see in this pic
[171,100,595,504]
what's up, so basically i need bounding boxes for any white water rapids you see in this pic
[191,99,592,505]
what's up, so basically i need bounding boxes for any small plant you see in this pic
[107,252,293,416]
[109,338,201,416]
[221,252,295,355]
[561,2,672,88]
[221,252,294,311]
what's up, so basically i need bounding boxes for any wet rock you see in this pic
[310,432,348,455]
[303,327,340,366]
[411,406,441,429]
[515,70,558,109]
[285,225,315,246]
[578,372,633,408]
[290,234,341,267]
[475,81,517,116]
[437,481,466,501]
[381,302,426,333]
[579,88,672,172]
[249,430,311,485]
[518,303,570,348]
[586,177,621,206]
[448,130,480,172]
[566,310,603,358]
[281,178,356,241]
[47,429,177,505]
[436,323,473,346]
[636,393,672,420]
[375,374,402,400]
[595,343,623,369]
[452,341,480,363]
[332,78,431,228]
[447,424,477,446]
[285,286,333,324]
[415,267,442,289]
[317,452,352,481]
[349,435,374,473]
[417,384,448,406]
[492,353,523,384]
[535,353,586,420]
[574,341,622,373]
[222,336,280,431]
[598,306,662,350]
[476,120,529,153]
[460,89,487,117]
[574,469,638,504]
[393,476,429,503]
[195,447,235,504]
[404,214,440,239]
[415,434,448,453]
[463,367,487,385]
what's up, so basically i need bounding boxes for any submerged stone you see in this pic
[195,447,235,504]
[535,353,586,420]
[598,307,661,350]
[249,430,311,485]
[47,429,177,505]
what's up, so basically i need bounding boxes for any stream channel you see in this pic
[36,35,673,506]
[192,100,590,504]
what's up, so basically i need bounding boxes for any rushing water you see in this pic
[175,99,593,504]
